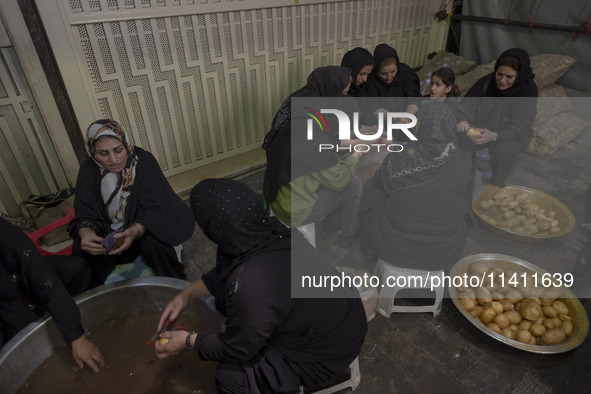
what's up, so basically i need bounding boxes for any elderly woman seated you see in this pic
[359,101,474,272]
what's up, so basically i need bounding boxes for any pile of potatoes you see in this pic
[458,261,574,346]
[478,189,561,236]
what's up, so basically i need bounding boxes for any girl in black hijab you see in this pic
[457,48,538,187]
[340,47,375,96]
[155,178,367,394]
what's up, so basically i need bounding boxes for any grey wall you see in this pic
[459,0,591,95]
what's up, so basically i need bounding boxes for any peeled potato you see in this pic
[471,261,488,275]
[480,307,497,324]
[541,328,566,345]
[158,337,170,345]
[486,323,502,334]
[516,330,532,344]
[460,297,477,311]
[518,320,532,331]
[562,321,573,336]
[552,301,569,315]
[499,299,514,311]
[476,287,493,305]
[505,310,523,325]
[520,299,542,321]
[542,306,558,318]
[502,328,516,340]
[493,313,510,329]
[466,128,481,137]
[470,306,483,318]
[529,323,546,337]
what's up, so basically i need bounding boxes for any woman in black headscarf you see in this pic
[457,48,538,187]
[155,178,367,394]
[340,47,375,96]
[359,43,421,116]
[263,66,364,250]
[0,218,104,373]
[68,119,195,287]
[360,101,474,271]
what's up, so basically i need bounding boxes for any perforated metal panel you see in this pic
[0,48,69,216]
[42,0,449,176]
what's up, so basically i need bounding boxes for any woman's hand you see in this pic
[470,128,497,145]
[405,104,418,116]
[108,225,143,255]
[157,293,191,333]
[373,108,388,119]
[352,151,365,160]
[456,121,470,133]
[79,228,106,255]
[360,124,380,136]
[154,330,191,359]
[71,335,105,373]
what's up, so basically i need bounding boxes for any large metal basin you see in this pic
[449,254,588,354]
[0,277,223,394]
[472,185,575,242]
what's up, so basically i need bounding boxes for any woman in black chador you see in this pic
[0,218,104,372]
[340,47,375,96]
[360,101,474,271]
[457,48,538,187]
[155,178,367,393]
[68,119,194,287]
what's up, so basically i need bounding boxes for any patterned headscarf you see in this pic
[381,101,458,191]
[86,119,138,230]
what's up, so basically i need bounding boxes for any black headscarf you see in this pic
[488,48,536,97]
[371,44,419,93]
[190,178,290,315]
[380,100,458,191]
[373,44,400,86]
[263,66,352,148]
[341,47,374,93]
[262,67,356,206]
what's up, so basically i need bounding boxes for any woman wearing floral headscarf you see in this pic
[68,119,194,288]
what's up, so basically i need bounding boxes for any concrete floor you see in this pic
[179,122,591,393]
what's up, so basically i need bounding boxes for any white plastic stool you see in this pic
[269,206,317,248]
[297,222,316,248]
[375,259,444,317]
[300,357,360,393]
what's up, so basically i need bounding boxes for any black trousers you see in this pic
[45,255,91,296]
[214,349,302,394]
[458,133,530,187]
[213,345,350,394]
[73,232,186,289]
